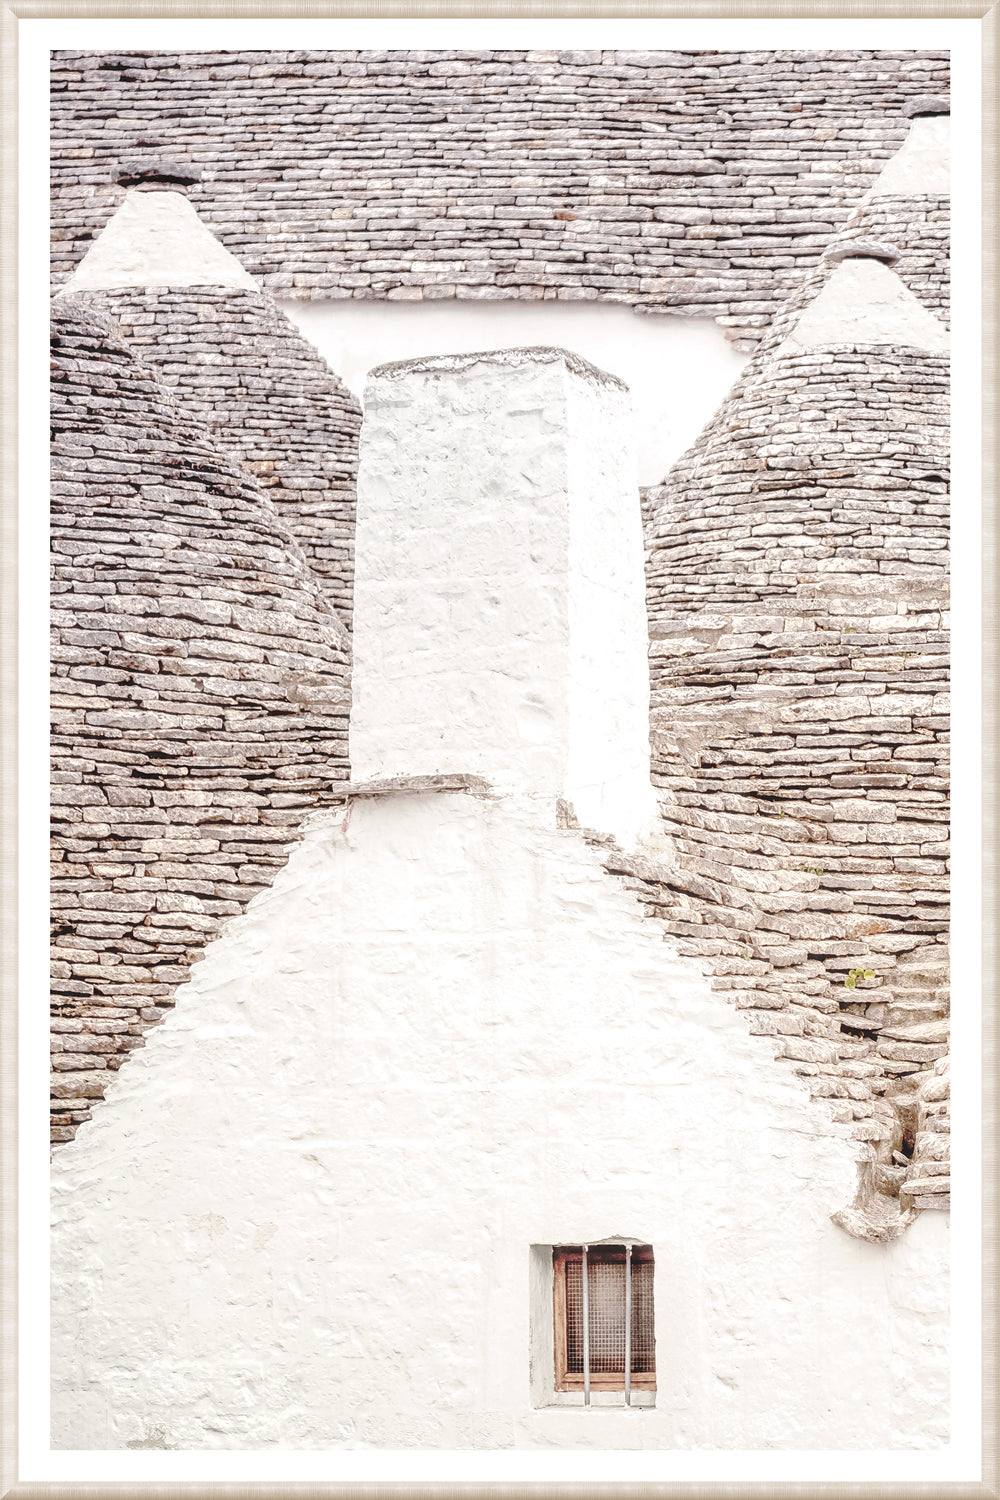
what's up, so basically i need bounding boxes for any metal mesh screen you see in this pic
[564,1248,654,1376]
[630,1258,655,1373]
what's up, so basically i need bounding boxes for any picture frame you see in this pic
[2,5,995,1494]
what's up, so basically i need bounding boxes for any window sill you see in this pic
[539,1391,656,1409]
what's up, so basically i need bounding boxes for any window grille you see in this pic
[553,1244,655,1403]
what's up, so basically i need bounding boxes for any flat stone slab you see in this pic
[902,95,950,117]
[117,156,202,185]
[822,238,900,265]
[369,345,628,393]
[328,773,493,800]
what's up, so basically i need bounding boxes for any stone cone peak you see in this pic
[777,257,949,355]
[865,112,949,200]
[58,188,258,293]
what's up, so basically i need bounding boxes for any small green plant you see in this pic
[803,865,824,876]
[844,967,875,990]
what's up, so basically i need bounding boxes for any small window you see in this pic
[552,1243,655,1401]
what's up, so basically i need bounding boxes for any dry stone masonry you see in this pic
[638,110,950,1230]
[50,297,352,1140]
[50,49,949,350]
[78,283,362,621]
[59,170,364,622]
[746,108,949,359]
[48,52,950,1240]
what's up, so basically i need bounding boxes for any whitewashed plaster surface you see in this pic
[58,189,260,292]
[51,792,949,1452]
[777,259,950,356]
[351,350,658,847]
[278,297,748,488]
[867,114,950,199]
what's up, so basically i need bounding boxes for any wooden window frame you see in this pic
[552,1244,656,1393]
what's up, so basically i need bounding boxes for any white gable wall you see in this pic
[866,114,949,198]
[776,258,950,357]
[50,791,948,1450]
[58,189,260,292]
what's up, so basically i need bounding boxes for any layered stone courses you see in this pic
[76,286,362,621]
[746,184,949,358]
[638,233,950,1216]
[50,297,352,1140]
[833,198,949,322]
[48,52,951,1233]
[50,48,948,349]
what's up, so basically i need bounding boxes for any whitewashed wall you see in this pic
[50,339,948,1456]
[351,349,656,846]
[278,297,747,488]
[50,792,949,1451]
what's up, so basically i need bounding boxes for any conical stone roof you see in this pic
[746,106,950,359]
[78,285,362,622]
[58,187,363,623]
[636,114,950,1233]
[50,296,352,1143]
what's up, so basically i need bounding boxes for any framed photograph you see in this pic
[3,6,994,1494]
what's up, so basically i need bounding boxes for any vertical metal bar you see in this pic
[581,1245,590,1407]
[624,1243,632,1407]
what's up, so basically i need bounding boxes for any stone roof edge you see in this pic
[327,773,495,800]
[368,346,629,393]
[641,110,951,493]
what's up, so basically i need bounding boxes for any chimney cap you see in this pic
[369,345,629,394]
[902,95,950,118]
[115,157,201,187]
[822,238,901,267]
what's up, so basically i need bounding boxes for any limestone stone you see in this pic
[49,297,353,1131]
[47,53,951,1216]
[50,49,948,347]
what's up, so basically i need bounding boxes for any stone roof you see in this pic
[756,119,950,358]
[50,48,949,349]
[637,121,950,1230]
[50,295,352,1140]
[48,54,951,1233]
[67,282,362,622]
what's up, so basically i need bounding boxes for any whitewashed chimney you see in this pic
[350,347,658,844]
